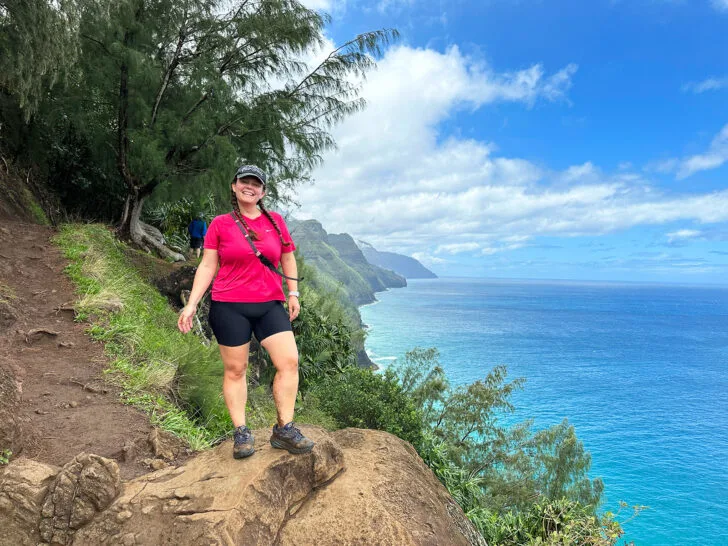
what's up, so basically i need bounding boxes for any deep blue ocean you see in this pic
[359,277,728,546]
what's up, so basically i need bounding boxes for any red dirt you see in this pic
[0,221,179,479]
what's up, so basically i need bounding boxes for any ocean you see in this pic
[359,277,728,546]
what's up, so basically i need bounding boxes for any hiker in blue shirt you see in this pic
[188,213,208,258]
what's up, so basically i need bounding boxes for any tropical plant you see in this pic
[311,366,424,448]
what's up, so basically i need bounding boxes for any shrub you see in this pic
[311,367,424,448]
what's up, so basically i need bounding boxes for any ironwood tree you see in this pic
[24,0,395,257]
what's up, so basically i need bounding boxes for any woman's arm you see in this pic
[178,249,218,333]
[280,251,300,321]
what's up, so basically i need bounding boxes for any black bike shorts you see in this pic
[208,300,292,347]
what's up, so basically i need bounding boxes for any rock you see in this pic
[4,427,484,545]
[0,458,59,546]
[38,453,121,545]
[277,428,486,546]
[146,459,168,471]
[75,427,345,544]
[120,440,138,463]
[153,266,198,306]
[116,510,133,522]
[147,428,185,461]
[69,401,79,408]
[0,364,22,456]
[73,427,483,545]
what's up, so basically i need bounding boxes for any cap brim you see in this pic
[236,174,265,185]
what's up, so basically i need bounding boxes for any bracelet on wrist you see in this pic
[288,290,300,298]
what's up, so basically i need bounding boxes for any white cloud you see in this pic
[292,43,728,263]
[667,229,702,243]
[375,0,414,14]
[676,123,728,179]
[297,0,339,11]
[682,77,728,93]
[711,0,728,12]
[435,242,481,254]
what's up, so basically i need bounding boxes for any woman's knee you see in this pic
[273,353,298,374]
[223,361,248,381]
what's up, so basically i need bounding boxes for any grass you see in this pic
[0,282,16,303]
[53,223,334,450]
[23,188,50,225]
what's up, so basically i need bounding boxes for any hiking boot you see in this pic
[270,422,314,454]
[233,425,255,459]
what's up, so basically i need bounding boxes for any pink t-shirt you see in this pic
[204,211,296,302]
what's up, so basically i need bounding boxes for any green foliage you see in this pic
[470,499,642,546]
[291,302,357,393]
[70,0,395,231]
[0,0,81,115]
[528,420,604,508]
[0,448,11,465]
[23,187,50,225]
[389,347,605,514]
[310,366,424,448]
[1,0,398,242]
[144,193,216,249]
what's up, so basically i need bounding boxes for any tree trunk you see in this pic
[119,195,131,228]
[118,191,186,262]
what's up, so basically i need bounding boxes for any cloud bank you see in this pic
[293,44,728,269]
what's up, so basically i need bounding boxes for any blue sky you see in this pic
[293,0,728,283]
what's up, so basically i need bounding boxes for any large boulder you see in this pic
[3,427,485,545]
[278,428,486,546]
[0,458,59,546]
[0,363,23,459]
[39,453,122,545]
[73,426,345,545]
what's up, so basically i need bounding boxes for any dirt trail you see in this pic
[0,221,168,479]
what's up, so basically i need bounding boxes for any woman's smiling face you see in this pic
[233,176,266,203]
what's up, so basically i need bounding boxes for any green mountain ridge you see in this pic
[288,219,406,306]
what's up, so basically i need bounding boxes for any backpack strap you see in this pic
[229,212,302,282]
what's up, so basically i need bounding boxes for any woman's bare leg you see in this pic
[218,343,250,427]
[260,331,299,426]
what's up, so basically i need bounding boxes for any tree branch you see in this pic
[180,91,209,125]
[80,34,113,57]
[151,11,188,127]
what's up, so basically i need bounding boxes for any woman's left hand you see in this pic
[288,295,300,321]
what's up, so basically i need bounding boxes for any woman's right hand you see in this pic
[178,304,197,333]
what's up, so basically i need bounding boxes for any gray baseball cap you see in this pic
[234,164,266,185]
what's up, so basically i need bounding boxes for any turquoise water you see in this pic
[360,277,728,546]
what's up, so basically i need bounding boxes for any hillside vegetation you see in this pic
[290,218,406,306]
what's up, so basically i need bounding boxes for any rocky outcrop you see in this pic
[39,454,122,545]
[1,427,485,546]
[0,363,23,460]
[0,457,58,546]
[0,453,121,546]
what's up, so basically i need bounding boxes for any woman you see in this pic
[177,164,313,459]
